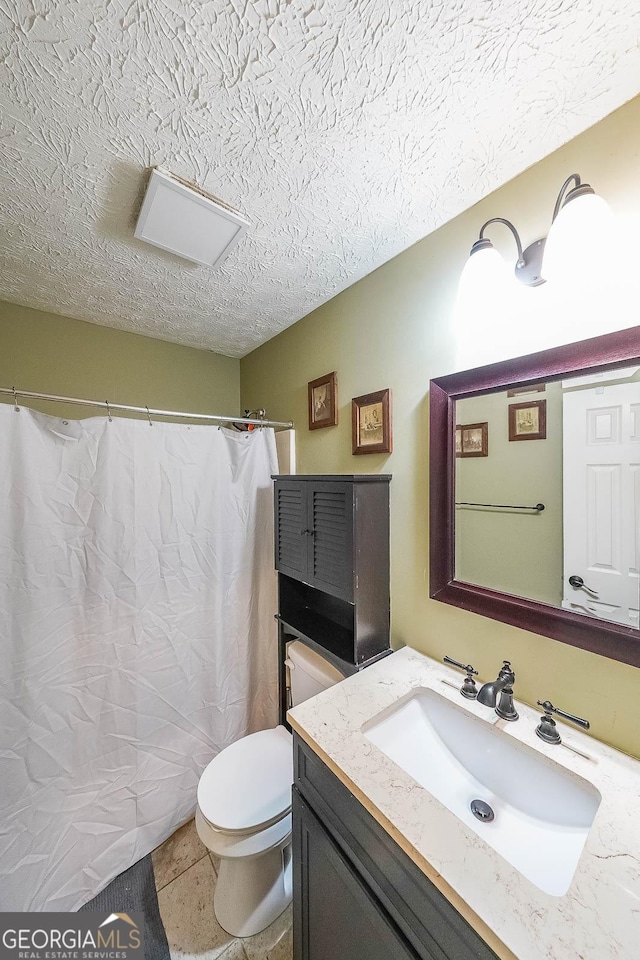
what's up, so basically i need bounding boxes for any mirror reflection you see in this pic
[455,364,640,628]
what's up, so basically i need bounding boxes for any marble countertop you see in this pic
[288,647,640,960]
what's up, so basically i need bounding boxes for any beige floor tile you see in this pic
[157,856,237,960]
[242,904,292,960]
[152,818,209,890]
[208,850,221,876]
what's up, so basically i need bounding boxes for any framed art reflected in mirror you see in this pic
[429,325,640,668]
[456,422,488,458]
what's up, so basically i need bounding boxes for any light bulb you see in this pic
[455,245,514,326]
[542,192,614,285]
[454,245,526,368]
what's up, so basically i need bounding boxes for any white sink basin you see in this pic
[362,687,601,897]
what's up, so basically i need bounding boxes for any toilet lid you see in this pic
[198,725,293,833]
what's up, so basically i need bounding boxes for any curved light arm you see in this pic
[551,173,595,222]
[551,174,581,222]
[477,217,525,266]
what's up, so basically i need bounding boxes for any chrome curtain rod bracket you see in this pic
[0,387,294,430]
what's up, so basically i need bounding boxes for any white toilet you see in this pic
[195,641,344,937]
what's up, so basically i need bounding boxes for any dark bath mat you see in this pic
[80,856,171,960]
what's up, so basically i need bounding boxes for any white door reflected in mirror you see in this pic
[563,380,640,628]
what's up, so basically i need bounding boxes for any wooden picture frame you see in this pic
[308,371,338,430]
[508,399,547,441]
[352,389,392,455]
[456,422,488,458]
[506,383,545,397]
[429,325,640,670]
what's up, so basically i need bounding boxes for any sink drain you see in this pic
[470,799,495,823]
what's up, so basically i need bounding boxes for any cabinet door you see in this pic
[293,789,421,960]
[307,481,354,601]
[275,481,309,581]
[295,737,501,960]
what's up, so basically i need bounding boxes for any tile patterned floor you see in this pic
[152,819,292,960]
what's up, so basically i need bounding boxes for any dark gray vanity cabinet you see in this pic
[294,791,417,960]
[293,736,500,960]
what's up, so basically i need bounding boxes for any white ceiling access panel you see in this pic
[134,168,250,268]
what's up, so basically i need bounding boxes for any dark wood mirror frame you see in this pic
[430,325,640,669]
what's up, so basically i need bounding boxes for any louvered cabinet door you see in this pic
[308,482,354,601]
[275,481,309,581]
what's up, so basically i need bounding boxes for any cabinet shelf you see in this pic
[277,605,354,665]
[277,617,357,677]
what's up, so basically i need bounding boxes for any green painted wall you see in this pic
[241,96,640,759]
[455,383,563,606]
[0,301,240,420]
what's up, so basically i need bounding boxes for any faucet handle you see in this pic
[443,656,478,700]
[443,655,477,674]
[536,700,590,745]
[499,660,515,680]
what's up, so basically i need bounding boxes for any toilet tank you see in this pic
[286,640,344,706]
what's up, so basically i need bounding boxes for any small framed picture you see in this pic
[456,422,488,458]
[509,399,547,441]
[352,389,392,455]
[308,371,338,430]
[507,383,545,397]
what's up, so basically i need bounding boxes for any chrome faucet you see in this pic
[477,661,519,721]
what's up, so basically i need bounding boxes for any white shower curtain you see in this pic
[0,405,279,910]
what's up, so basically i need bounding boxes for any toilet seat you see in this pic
[196,807,292,860]
[197,725,293,834]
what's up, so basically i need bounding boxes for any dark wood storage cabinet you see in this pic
[274,475,391,674]
[276,478,358,601]
[275,475,390,606]
[293,736,500,960]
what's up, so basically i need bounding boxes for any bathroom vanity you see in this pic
[288,648,640,960]
[293,735,499,960]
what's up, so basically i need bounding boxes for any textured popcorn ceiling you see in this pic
[0,1,639,357]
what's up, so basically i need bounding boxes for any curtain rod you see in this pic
[0,386,294,430]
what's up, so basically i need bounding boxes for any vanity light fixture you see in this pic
[463,174,609,288]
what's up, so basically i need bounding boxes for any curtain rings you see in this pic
[12,386,19,412]
[146,406,153,427]
[106,400,113,423]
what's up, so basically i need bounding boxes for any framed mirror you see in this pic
[429,325,640,668]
